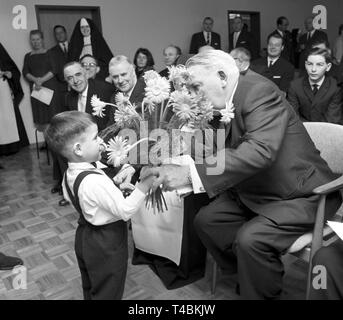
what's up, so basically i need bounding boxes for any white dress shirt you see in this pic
[62,161,146,226]
[203,31,211,44]
[233,31,241,48]
[59,41,68,53]
[267,56,280,67]
[309,76,325,91]
[78,84,88,112]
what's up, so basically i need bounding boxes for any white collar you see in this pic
[277,29,283,37]
[268,56,280,64]
[309,76,325,89]
[68,161,107,170]
[80,83,89,97]
[226,80,238,110]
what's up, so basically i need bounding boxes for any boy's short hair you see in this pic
[305,47,332,64]
[44,111,96,158]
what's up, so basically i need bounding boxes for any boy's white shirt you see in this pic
[62,161,146,226]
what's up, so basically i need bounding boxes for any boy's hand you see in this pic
[113,165,135,185]
[119,182,135,197]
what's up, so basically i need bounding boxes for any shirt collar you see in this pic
[80,83,89,97]
[68,161,107,170]
[268,56,280,64]
[309,76,325,89]
[226,80,238,110]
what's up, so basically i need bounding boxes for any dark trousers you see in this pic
[52,153,68,183]
[75,220,128,300]
[310,239,343,300]
[193,192,327,299]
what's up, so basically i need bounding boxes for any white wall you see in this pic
[0,0,339,143]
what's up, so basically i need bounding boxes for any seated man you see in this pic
[147,49,342,299]
[251,33,295,94]
[288,47,342,124]
[64,61,115,131]
[80,54,101,80]
[230,47,251,74]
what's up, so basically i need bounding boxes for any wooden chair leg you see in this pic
[305,194,326,300]
[35,129,40,159]
[211,260,217,295]
[46,143,50,165]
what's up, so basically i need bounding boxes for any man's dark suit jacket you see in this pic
[195,69,340,226]
[48,44,69,92]
[229,30,258,59]
[288,76,342,124]
[250,56,295,92]
[189,31,221,54]
[268,29,294,63]
[64,78,115,130]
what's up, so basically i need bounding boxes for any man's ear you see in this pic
[218,70,227,87]
[96,66,100,74]
[326,62,332,72]
[73,142,83,157]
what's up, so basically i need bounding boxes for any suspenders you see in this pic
[64,171,101,226]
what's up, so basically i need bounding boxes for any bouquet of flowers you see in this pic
[91,65,235,213]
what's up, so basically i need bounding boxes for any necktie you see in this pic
[78,93,86,112]
[206,32,210,44]
[91,162,97,168]
[307,32,311,41]
[233,33,238,48]
[268,60,274,68]
[62,43,67,54]
[312,84,318,95]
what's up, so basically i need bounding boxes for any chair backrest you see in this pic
[303,122,343,174]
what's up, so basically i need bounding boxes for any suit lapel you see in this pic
[312,77,329,108]
[85,80,94,115]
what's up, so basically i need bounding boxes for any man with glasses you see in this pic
[80,54,101,80]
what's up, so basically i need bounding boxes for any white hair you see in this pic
[186,49,239,75]
[109,55,133,69]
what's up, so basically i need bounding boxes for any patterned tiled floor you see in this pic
[0,146,308,300]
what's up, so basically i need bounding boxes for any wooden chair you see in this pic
[211,122,343,297]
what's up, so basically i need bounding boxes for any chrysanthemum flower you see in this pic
[145,77,170,104]
[143,70,160,82]
[107,136,130,167]
[91,95,107,118]
[220,102,235,124]
[115,92,130,106]
[170,91,198,123]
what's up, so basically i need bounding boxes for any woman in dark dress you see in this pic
[0,42,29,155]
[69,18,113,81]
[133,48,155,79]
[23,30,61,131]
[159,45,182,78]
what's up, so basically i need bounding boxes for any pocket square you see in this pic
[273,76,281,78]
[240,41,246,44]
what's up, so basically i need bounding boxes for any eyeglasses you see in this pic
[81,62,97,68]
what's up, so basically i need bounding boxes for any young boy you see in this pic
[288,47,342,124]
[44,111,156,300]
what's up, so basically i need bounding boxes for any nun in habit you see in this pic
[0,42,29,156]
[68,18,113,80]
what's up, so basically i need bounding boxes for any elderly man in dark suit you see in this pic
[229,16,257,59]
[64,61,115,130]
[288,47,342,124]
[268,16,294,63]
[189,17,221,54]
[251,33,295,94]
[145,50,341,299]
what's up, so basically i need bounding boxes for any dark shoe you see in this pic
[235,283,240,295]
[51,185,62,194]
[40,144,47,151]
[0,253,24,270]
[59,199,70,206]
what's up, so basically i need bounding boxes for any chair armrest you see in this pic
[313,175,343,195]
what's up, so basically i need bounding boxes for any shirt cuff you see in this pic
[188,157,206,194]
[127,186,146,204]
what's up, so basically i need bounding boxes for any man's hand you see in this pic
[140,164,190,192]
[113,165,136,185]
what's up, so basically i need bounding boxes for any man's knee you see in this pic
[193,206,212,232]
[236,224,259,254]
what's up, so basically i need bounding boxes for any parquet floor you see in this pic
[0,146,308,300]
